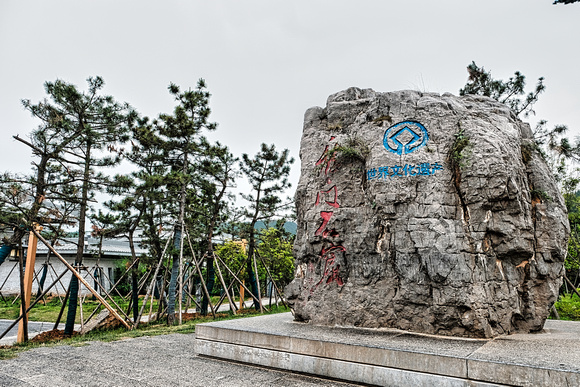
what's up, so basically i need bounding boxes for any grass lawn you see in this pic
[0,295,162,324]
[0,294,265,324]
[0,303,290,360]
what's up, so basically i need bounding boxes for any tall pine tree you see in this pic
[155,79,216,325]
[240,143,293,308]
[44,76,136,336]
[192,139,238,315]
[100,117,167,321]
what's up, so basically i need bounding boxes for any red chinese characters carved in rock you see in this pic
[312,136,346,287]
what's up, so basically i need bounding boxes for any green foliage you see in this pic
[240,143,294,226]
[530,189,552,203]
[460,61,545,117]
[333,136,370,163]
[240,143,294,306]
[460,62,580,165]
[188,138,238,250]
[214,227,294,296]
[560,178,580,277]
[2,75,295,325]
[153,79,219,323]
[14,76,137,335]
[215,241,247,277]
[451,127,470,167]
[257,227,295,288]
[534,121,580,169]
[554,293,580,320]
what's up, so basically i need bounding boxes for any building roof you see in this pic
[35,236,148,258]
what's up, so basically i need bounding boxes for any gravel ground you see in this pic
[0,333,362,387]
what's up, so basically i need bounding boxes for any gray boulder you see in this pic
[285,88,569,338]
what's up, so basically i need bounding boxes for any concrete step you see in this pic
[195,312,580,387]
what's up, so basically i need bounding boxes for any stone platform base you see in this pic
[195,312,580,386]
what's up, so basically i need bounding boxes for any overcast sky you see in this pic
[1,1,579,203]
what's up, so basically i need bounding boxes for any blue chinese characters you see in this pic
[367,162,442,180]
[383,121,428,155]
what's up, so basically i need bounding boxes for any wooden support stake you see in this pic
[240,281,244,310]
[256,253,289,308]
[550,305,560,320]
[184,231,215,317]
[79,292,85,331]
[53,279,72,330]
[213,253,236,314]
[32,229,131,330]
[83,268,130,322]
[212,264,243,312]
[135,236,172,328]
[564,274,580,299]
[18,223,42,343]
[17,238,28,342]
[0,266,68,341]
[214,254,267,312]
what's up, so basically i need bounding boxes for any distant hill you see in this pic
[255,221,297,235]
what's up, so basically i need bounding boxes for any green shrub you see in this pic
[554,293,580,320]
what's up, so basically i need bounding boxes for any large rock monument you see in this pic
[285,88,569,338]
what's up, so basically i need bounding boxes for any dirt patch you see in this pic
[30,329,80,344]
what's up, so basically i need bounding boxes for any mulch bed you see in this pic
[30,329,79,343]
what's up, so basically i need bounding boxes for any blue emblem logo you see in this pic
[383,121,429,155]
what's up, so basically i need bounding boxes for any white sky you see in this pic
[1,1,579,202]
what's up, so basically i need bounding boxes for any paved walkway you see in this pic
[0,333,359,386]
[0,320,82,346]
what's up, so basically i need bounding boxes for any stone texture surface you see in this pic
[285,88,569,338]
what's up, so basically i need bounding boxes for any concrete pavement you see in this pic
[0,333,359,386]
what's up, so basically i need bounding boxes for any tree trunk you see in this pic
[246,232,260,309]
[64,141,91,336]
[201,255,215,315]
[129,231,139,322]
[167,151,188,325]
[167,226,181,325]
[36,263,48,299]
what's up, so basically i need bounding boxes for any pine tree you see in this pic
[155,79,216,325]
[0,83,92,264]
[41,76,136,336]
[100,117,167,321]
[460,61,580,162]
[459,61,545,117]
[240,143,294,308]
[553,0,579,4]
[192,139,238,315]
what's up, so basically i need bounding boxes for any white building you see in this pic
[0,234,148,297]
